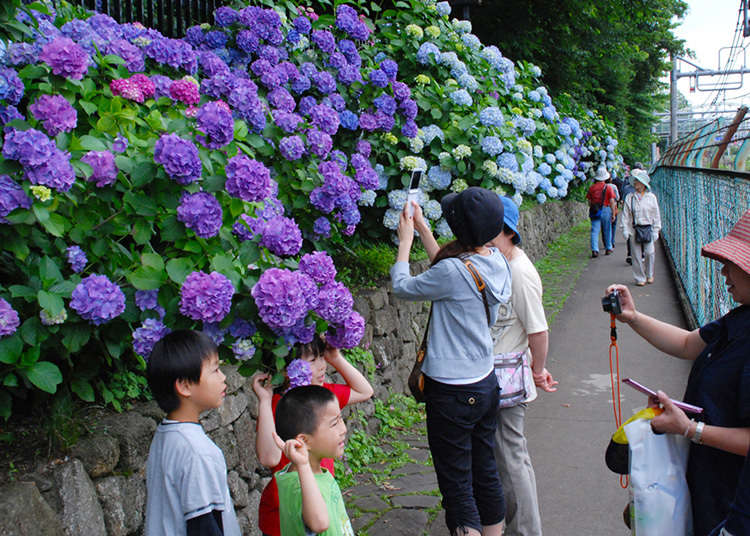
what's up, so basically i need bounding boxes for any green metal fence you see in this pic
[651,166,750,327]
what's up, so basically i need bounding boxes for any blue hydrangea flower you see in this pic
[479,107,504,127]
[536,193,547,204]
[0,174,31,223]
[449,89,472,106]
[358,190,376,207]
[481,136,503,156]
[133,318,171,358]
[313,217,331,238]
[383,208,400,230]
[427,165,451,190]
[559,123,573,137]
[436,2,451,16]
[423,200,442,220]
[416,42,440,64]
[497,153,520,172]
[537,163,552,176]
[66,246,87,273]
[435,218,452,238]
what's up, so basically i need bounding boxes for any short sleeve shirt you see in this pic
[145,421,240,536]
[603,183,618,205]
[683,305,750,535]
[258,383,351,536]
[276,466,354,536]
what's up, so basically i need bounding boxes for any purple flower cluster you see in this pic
[272,110,303,133]
[0,175,31,223]
[177,191,223,238]
[315,281,353,323]
[0,298,20,337]
[135,289,166,318]
[144,38,197,73]
[225,155,273,202]
[214,6,239,27]
[70,274,126,325]
[180,270,235,323]
[335,5,370,41]
[29,95,77,137]
[133,318,171,358]
[280,135,305,161]
[260,216,302,257]
[2,128,75,192]
[196,100,234,148]
[66,245,87,273]
[310,104,339,135]
[267,87,295,111]
[39,37,90,80]
[306,129,333,158]
[0,68,24,105]
[313,216,331,238]
[113,134,128,153]
[326,310,365,348]
[229,318,256,338]
[153,133,201,184]
[252,268,314,329]
[81,150,118,187]
[107,39,145,72]
[299,252,337,285]
[286,358,312,390]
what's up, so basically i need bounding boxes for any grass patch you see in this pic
[534,218,591,325]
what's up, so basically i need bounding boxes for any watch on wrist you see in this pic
[691,421,705,444]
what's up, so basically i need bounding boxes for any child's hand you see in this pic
[274,432,310,467]
[323,344,343,365]
[251,372,273,402]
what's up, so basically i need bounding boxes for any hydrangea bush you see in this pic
[360,0,623,235]
[0,0,624,418]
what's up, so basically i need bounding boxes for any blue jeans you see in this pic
[590,208,613,252]
[424,373,505,534]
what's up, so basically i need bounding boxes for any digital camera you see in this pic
[601,290,622,315]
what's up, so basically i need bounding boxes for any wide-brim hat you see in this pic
[594,167,610,181]
[701,209,750,275]
[630,169,650,189]
[500,195,521,244]
[441,187,504,247]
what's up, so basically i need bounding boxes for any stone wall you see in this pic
[0,200,585,536]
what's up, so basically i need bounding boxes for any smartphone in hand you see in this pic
[623,378,703,414]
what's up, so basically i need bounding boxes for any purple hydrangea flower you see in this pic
[0,298,20,337]
[356,140,371,158]
[25,148,76,192]
[313,216,331,238]
[196,101,234,149]
[198,51,230,77]
[81,150,118,187]
[39,37,90,80]
[133,318,171,357]
[313,71,337,94]
[298,96,317,116]
[251,268,311,329]
[184,25,204,46]
[291,74,311,94]
[380,59,398,80]
[311,30,336,54]
[310,104,339,135]
[151,74,173,100]
[402,119,418,138]
[236,29,260,54]
[66,245,87,273]
[326,310,365,348]
[229,318,256,338]
[70,274,126,325]
[180,271,235,323]
[0,175,31,223]
[374,94,397,116]
[225,155,273,202]
[339,110,359,130]
[146,38,198,73]
[232,338,256,360]
[260,216,302,256]
[376,111,395,132]
[326,94,346,112]
[272,110,303,133]
[0,105,23,125]
[107,39,145,72]
[306,129,333,158]
[315,281,353,323]
[214,6,239,26]
[267,87,295,112]
[392,81,411,101]
[299,252,337,285]
[0,68,24,105]
[358,112,377,131]
[399,99,418,120]
[368,69,389,88]
[153,133,201,184]
[112,134,128,153]
[286,358,312,390]
[337,65,361,85]
[327,52,347,70]
[177,191,222,238]
[2,128,56,167]
[7,43,36,67]
[259,45,280,65]
[279,135,305,161]
[135,289,159,311]
[202,322,227,345]
[300,62,317,78]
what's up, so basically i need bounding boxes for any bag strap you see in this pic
[458,252,491,326]
[419,305,433,349]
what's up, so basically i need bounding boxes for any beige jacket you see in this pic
[621,191,662,241]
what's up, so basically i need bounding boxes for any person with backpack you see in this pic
[586,167,617,258]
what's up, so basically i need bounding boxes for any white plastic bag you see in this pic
[624,417,693,536]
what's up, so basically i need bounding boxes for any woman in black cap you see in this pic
[391,187,512,536]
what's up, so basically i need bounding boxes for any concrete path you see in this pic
[346,231,693,535]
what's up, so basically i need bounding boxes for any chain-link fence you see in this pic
[651,166,750,327]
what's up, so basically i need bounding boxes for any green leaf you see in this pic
[159,216,183,242]
[247,134,266,149]
[458,116,476,131]
[79,100,98,115]
[9,285,37,300]
[133,219,152,244]
[40,256,64,287]
[126,267,164,290]
[0,334,23,364]
[32,206,67,237]
[78,135,108,151]
[17,64,46,80]
[239,241,260,266]
[166,258,194,284]
[22,361,62,394]
[124,191,158,217]
[0,391,10,420]
[20,317,42,346]
[19,346,40,368]
[130,161,155,188]
[141,252,165,272]
[37,290,64,316]
[3,373,18,388]
[114,155,134,175]
[62,324,90,353]
[146,110,165,131]
[49,281,76,297]
[71,378,95,402]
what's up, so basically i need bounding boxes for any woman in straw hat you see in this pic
[621,169,662,286]
[606,209,750,535]
[391,187,512,536]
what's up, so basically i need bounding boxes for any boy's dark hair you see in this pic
[147,330,218,413]
[275,385,337,441]
[503,224,521,245]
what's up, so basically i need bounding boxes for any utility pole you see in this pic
[670,53,679,145]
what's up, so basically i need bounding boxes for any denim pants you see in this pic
[590,208,613,252]
[424,373,505,534]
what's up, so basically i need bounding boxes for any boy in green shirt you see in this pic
[273,385,354,536]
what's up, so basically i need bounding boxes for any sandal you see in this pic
[635,281,647,287]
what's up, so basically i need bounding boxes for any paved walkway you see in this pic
[345,231,692,535]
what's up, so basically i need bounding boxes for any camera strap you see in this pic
[608,312,628,489]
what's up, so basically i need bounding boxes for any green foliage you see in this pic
[471,0,688,163]
[342,346,376,381]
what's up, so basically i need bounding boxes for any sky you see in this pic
[671,0,749,110]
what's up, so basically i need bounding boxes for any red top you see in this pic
[257,383,351,536]
[603,184,618,206]
[586,182,606,205]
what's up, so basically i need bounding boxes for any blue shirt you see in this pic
[684,305,750,536]
[390,249,512,382]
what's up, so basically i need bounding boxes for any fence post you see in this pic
[711,106,748,168]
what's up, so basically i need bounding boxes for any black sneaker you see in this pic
[591,251,599,258]
[626,256,632,265]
